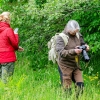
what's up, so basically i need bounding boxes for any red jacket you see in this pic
[0,22,19,63]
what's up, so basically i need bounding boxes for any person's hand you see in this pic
[14,28,18,34]
[85,44,90,51]
[14,32,18,34]
[75,49,82,54]
[18,46,24,52]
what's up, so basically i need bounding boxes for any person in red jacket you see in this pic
[0,12,23,83]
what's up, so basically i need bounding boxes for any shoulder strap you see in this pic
[59,33,69,46]
[76,32,80,39]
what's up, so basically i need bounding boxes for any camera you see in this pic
[77,45,90,62]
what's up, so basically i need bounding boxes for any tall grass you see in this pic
[0,58,100,100]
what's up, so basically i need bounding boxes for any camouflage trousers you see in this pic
[0,62,14,83]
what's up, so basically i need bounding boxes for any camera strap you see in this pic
[75,55,79,66]
[75,55,90,71]
[75,55,78,62]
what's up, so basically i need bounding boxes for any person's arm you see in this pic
[80,33,89,51]
[55,36,76,58]
[79,33,85,45]
[7,28,19,50]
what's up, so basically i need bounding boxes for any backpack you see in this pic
[47,33,69,63]
[48,32,80,63]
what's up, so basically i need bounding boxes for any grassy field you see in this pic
[0,59,100,100]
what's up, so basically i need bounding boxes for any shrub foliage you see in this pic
[0,0,100,74]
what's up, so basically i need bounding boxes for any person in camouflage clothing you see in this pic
[56,20,89,97]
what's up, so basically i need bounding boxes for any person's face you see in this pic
[69,29,79,36]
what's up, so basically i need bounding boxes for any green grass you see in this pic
[0,59,100,100]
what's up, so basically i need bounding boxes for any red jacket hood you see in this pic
[0,22,10,33]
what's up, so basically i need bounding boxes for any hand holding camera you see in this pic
[75,45,90,62]
[75,49,82,54]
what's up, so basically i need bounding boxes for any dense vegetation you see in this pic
[0,0,100,99]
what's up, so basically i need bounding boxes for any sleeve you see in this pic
[55,36,76,58]
[79,33,86,45]
[6,28,19,50]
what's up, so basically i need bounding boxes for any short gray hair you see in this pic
[63,20,80,33]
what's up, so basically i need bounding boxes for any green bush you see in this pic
[0,0,100,73]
